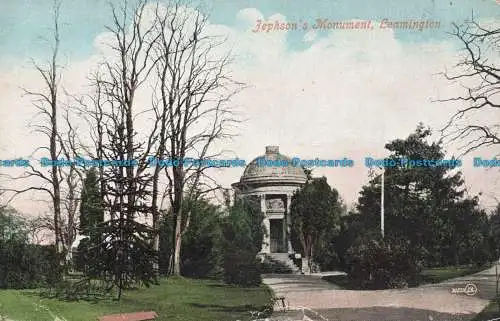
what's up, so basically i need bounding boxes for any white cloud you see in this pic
[303,29,316,42]
[235,8,263,27]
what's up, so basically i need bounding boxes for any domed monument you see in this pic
[232,146,307,256]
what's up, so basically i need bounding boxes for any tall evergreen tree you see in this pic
[222,196,264,286]
[290,176,341,271]
[79,168,103,241]
[490,204,500,258]
[159,196,224,278]
[356,124,490,266]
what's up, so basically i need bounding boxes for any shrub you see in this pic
[0,242,63,289]
[180,198,224,279]
[223,248,262,286]
[158,198,224,278]
[74,238,89,273]
[222,197,263,286]
[313,234,340,271]
[345,236,422,289]
[0,207,64,289]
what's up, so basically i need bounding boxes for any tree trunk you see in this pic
[169,164,185,276]
[173,228,182,276]
[309,244,314,272]
[152,215,159,274]
[52,156,63,263]
[151,184,161,276]
[50,82,62,262]
[306,235,313,274]
[171,199,183,276]
[117,276,123,300]
[151,166,160,275]
[496,263,499,312]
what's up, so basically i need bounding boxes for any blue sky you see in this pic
[0,0,498,64]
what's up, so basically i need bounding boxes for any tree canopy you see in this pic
[291,175,342,270]
[354,124,492,266]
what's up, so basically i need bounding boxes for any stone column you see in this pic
[282,208,287,252]
[286,194,293,253]
[261,194,270,253]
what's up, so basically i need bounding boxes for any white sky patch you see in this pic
[235,7,263,28]
[303,29,316,42]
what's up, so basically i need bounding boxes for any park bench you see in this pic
[97,311,158,321]
[272,296,289,311]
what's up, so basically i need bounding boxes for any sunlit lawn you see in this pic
[0,277,273,321]
[420,264,492,284]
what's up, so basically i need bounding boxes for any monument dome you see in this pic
[238,146,307,186]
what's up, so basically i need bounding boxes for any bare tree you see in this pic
[440,17,500,155]
[79,0,162,298]
[1,1,66,264]
[68,0,242,282]
[58,109,84,256]
[151,2,243,275]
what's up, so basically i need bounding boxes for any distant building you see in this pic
[232,146,307,255]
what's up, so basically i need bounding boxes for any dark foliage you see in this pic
[75,218,157,299]
[345,235,423,289]
[158,197,224,279]
[0,208,64,289]
[222,249,261,286]
[0,242,63,289]
[290,176,342,271]
[158,213,173,276]
[180,198,224,278]
[79,168,104,243]
[222,196,264,286]
[337,124,496,277]
[334,214,379,271]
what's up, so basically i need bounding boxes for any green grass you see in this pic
[322,264,492,290]
[0,277,273,321]
[472,301,500,321]
[420,264,492,284]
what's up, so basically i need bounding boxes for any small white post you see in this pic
[381,168,385,239]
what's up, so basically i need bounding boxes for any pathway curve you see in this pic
[262,267,499,321]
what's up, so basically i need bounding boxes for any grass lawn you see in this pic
[420,264,492,284]
[322,264,492,290]
[472,301,500,321]
[0,277,273,321]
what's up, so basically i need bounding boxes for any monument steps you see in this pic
[260,253,302,274]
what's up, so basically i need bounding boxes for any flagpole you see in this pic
[381,167,385,239]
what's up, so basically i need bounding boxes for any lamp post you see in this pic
[369,166,385,239]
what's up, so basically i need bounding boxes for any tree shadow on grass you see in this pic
[206,284,230,288]
[206,283,264,290]
[189,303,262,313]
[321,275,363,290]
[16,289,111,311]
[21,285,113,304]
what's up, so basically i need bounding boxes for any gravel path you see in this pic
[263,268,497,321]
